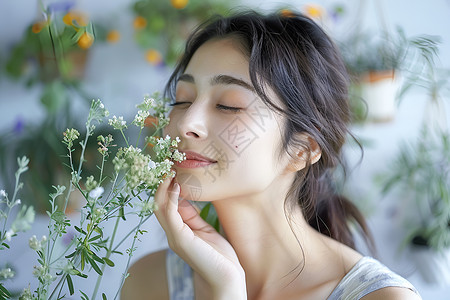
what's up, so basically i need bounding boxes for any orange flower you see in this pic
[304,4,324,19]
[144,116,159,127]
[133,16,147,30]
[63,11,88,27]
[145,49,163,65]
[78,32,94,49]
[106,30,120,43]
[170,0,189,9]
[280,9,295,18]
[31,21,47,33]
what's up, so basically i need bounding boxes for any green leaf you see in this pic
[0,283,11,299]
[87,255,103,275]
[89,234,101,242]
[103,257,115,267]
[80,290,90,300]
[102,293,107,300]
[91,252,105,264]
[66,274,75,295]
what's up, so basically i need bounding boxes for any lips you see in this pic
[174,150,217,168]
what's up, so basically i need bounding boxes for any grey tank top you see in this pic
[165,249,420,299]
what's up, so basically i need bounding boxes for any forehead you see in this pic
[184,38,251,80]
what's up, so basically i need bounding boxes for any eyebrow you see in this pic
[178,73,255,92]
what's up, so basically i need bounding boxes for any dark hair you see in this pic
[165,10,374,252]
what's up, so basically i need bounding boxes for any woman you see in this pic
[122,10,420,299]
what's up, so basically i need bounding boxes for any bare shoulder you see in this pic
[120,249,169,300]
[361,287,421,300]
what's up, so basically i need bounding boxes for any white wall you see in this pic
[1,0,450,299]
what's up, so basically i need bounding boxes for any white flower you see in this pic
[108,115,127,130]
[89,187,104,199]
[0,267,15,279]
[5,229,14,241]
[148,160,156,169]
[29,235,41,251]
[0,189,6,198]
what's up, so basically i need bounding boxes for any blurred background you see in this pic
[1,0,449,299]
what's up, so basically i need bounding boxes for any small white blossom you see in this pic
[0,267,15,279]
[172,150,185,162]
[0,189,6,198]
[29,235,46,251]
[5,229,14,241]
[132,110,150,128]
[148,160,156,169]
[108,115,127,130]
[89,187,104,200]
[92,207,107,222]
[20,287,33,300]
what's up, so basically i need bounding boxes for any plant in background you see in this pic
[0,1,118,214]
[0,157,35,299]
[377,31,450,284]
[380,128,450,251]
[131,0,235,66]
[1,93,185,299]
[333,0,440,123]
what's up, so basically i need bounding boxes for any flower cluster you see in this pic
[108,115,127,130]
[62,128,80,149]
[1,94,184,299]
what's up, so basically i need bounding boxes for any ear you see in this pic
[287,134,322,172]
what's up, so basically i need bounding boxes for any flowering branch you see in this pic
[10,92,184,299]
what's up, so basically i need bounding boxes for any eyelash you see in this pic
[169,102,242,112]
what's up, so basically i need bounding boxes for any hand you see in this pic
[154,176,247,299]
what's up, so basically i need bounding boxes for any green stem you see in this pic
[63,123,91,213]
[112,215,151,252]
[99,155,106,184]
[120,129,129,147]
[114,216,145,300]
[136,127,143,148]
[91,215,121,299]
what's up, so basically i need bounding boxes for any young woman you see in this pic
[121,10,420,300]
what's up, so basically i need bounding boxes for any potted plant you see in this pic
[131,0,236,66]
[339,28,439,123]
[379,44,450,285]
[1,3,114,213]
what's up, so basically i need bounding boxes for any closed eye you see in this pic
[169,101,191,107]
[216,104,242,112]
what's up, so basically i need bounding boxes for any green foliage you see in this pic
[132,0,236,65]
[379,128,450,251]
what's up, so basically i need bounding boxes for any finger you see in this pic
[178,200,216,232]
[154,176,174,209]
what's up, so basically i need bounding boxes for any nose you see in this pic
[176,102,208,140]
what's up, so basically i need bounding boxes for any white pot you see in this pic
[410,245,450,286]
[360,70,399,123]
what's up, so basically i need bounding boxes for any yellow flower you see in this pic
[78,32,94,50]
[145,49,163,65]
[280,9,295,18]
[170,0,189,9]
[106,30,120,43]
[63,11,88,27]
[31,21,47,33]
[133,16,147,30]
[304,4,324,19]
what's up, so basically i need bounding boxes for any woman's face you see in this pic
[165,38,293,202]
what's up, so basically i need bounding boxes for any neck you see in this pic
[212,174,325,296]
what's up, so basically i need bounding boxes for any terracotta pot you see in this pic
[38,50,89,82]
[359,70,398,123]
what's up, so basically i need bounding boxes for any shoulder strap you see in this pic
[166,248,195,300]
[327,257,420,300]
